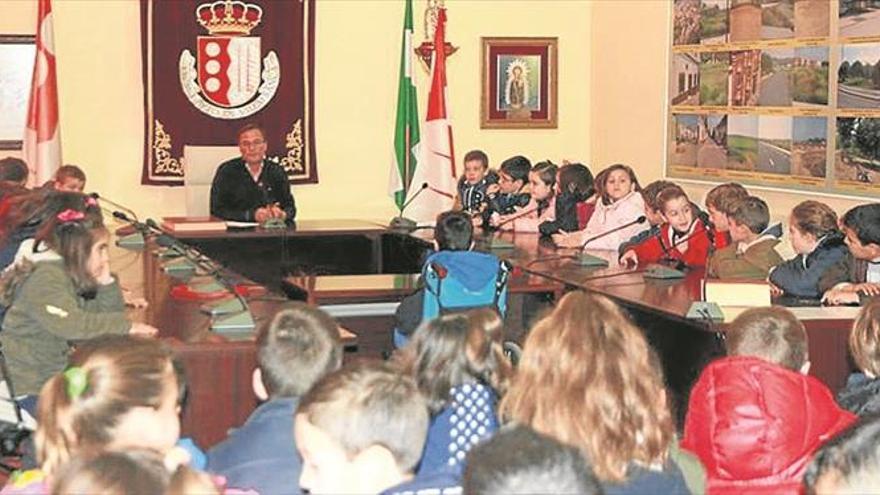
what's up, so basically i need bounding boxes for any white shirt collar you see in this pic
[737,234,775,254]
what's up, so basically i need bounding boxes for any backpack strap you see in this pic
[492,260,512,310]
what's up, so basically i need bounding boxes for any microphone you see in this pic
[567,215,647,267]
[657,224,711,271]
[390,183,429,231]
[90,192,138,223]
[494,205,541,228]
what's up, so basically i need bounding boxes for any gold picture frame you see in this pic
[481,37,558,129]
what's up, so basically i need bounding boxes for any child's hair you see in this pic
[0,157,28,183]
[434,210,473,251]
[297,360,429,473]
[848,299,880,377]
[726,306,808,371]
[640,180,677,212]
[35,197,107,295]
[803,417,880,494]
[257,302,342,398]
[655,184,689,213]
[727,195,770,234]
[36,336,178,475]
[51,449,219,495]
[463,150,490,169]
[842,203,880,247]
[705,182,749,214]
[593,164,641,205]
[499,156,532,183]
[399,309,511,413]
[499,291,673,482]
[530,161,558,188]
[557,163,594,199]
[791,200,839,239]
[55,165,86,184]
[463,424,602,495]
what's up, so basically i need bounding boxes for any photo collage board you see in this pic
[668,0,880,196]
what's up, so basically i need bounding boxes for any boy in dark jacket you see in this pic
[454,150,497,216]
[207,303,342,495]
[769,200,848,300]
[821,203,880,306]
[483,155,531,223]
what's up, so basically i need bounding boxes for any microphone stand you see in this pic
[110,211,150,250]
[390,183,429,231]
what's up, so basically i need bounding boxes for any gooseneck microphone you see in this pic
[577,215,647,252]
[390,182,429,231]
[90,192,139,223]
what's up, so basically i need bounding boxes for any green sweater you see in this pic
[708,237,784,281]
[0,261,130,395]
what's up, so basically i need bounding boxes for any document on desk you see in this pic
[225,221,260,228]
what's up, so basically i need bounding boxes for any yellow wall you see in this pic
[3,0,592,221]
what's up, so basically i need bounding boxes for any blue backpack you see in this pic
[394,250,511,348]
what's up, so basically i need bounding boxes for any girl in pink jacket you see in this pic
[492,161,557,232]
[554,164,649,251]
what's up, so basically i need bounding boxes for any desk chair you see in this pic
[0,345,32,473]
[183,145,239,217]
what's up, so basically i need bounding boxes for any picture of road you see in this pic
[701,52,729,105]
[701,0,729,44]
[756,116,792,175]
[792,47,829,106]
[728,115,758,171]
[675,0,701,45]
[838,43,880,109]
[792,117,827,178]
[837,117,880,185]
[672,114,700,166]
[697,114,728,168]
[759,48,794,106]
[762,0,795,39]
[840,0,880,38]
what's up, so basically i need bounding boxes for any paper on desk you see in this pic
[225,221,259,228]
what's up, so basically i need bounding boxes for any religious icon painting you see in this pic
[481,37,557,129]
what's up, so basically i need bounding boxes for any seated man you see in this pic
[821,203,880,306]
[210,123,296,223]
[682,307,855,494]
[206,303,342,495]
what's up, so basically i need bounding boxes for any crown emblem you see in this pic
[196,0,262,36]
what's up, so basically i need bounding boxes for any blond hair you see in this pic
[499,291,673,482]
[850,299,880,377]
[36,336,177,475]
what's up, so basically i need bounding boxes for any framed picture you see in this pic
[481,37,557,129]
[0,35,35,150]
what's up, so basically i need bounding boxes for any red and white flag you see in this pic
[407,7,456,225]
[23,0,62,187]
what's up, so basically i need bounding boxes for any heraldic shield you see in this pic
[197,36,262,108]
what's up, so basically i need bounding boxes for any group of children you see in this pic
[453,151,880,303]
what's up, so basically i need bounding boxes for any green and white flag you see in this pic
[388,0,421,210]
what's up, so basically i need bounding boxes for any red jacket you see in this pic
[713,228,730,251]
[628,219,712,267]
[682,356,855,495]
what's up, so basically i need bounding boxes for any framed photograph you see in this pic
[0,35,35,150]
[481,37,557,129]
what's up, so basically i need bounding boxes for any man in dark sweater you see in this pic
[209,123,296,222]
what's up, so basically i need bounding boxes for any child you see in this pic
[803,417,880,494]
[51,165,86,193]
[682,307,856,494]
[0,204,157,409]
[463,425,602,495]
[769,200,848,299]
[398,309,510,476]
[499,291,695,494]
[394,210,474,340]
[617,180,676,256]
[620,185,712,268]
[704,182,749,251]
[454,150,497,216]
[538,162,594,236]
[837,299,880,416]
[294,361,460,494]
[4,336,186,493]
[492,161,557,233]
[707,195,784,280]
[50,449,219,495]
[820,203,880,306]
[207,303,342,494]
[553,164,648,251]
[484,155,531,220]
[0,157,29,199]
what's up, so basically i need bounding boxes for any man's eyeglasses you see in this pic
[240,139,265,149]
